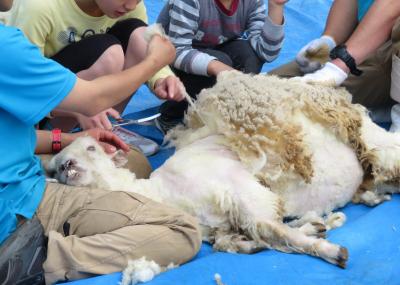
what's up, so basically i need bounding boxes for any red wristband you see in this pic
[52,128,62,153]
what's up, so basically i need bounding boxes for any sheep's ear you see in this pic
[111,150,128,168]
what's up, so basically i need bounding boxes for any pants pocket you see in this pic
[65,191,147,237]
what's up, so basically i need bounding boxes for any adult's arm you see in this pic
[322,0,358,45]
[343,0,400,66]
[296,0,400,85]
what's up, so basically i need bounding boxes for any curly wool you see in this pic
[170,71,372,187]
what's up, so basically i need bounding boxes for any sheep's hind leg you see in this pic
[234,188,348,267]
[252,221,348,268]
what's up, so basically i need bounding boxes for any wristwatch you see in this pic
[329,44,363,76]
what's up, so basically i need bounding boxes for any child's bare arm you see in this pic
[35,129,129,154]
[246,0,285,63]
[268,0,287,25]
[207,60,234,77]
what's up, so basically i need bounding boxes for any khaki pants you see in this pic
[270,19,400,109]
[36,183,201,284]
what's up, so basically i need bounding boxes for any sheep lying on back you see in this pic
[47,73,400,271]
[48,135,348,269]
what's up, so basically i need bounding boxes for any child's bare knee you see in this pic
[126,26,147,55]
[99,44,125,74]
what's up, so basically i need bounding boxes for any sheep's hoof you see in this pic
[336,247,348,269]
[311,222,326,238]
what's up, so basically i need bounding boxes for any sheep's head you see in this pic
[45,136,128,187]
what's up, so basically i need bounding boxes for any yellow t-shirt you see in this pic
[9,0,173,89]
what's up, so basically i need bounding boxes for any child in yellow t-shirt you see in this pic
[9,0,185,131]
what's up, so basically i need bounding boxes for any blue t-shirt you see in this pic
[358,0,374,21]
[0,24,76,244]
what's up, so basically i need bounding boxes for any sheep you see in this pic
[46,72,400,271]
[47,135,348,268]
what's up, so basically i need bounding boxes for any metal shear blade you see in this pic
[111,113,161,127]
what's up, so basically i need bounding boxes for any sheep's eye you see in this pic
[87,145,96,151]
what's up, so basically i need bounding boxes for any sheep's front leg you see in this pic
[291,211,347,230]
[353,189,392,206]
[296,222,327,238]
[353,181,400,205]
[287,211,326,238]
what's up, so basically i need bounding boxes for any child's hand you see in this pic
[147,35,176,69]
[76,108,121,130]
[154,76,186,101]
[73,128,130,154]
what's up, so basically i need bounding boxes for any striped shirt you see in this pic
[158,0,285,76]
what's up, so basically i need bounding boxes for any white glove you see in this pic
[293,62,348,87]
[296,35,336,74]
